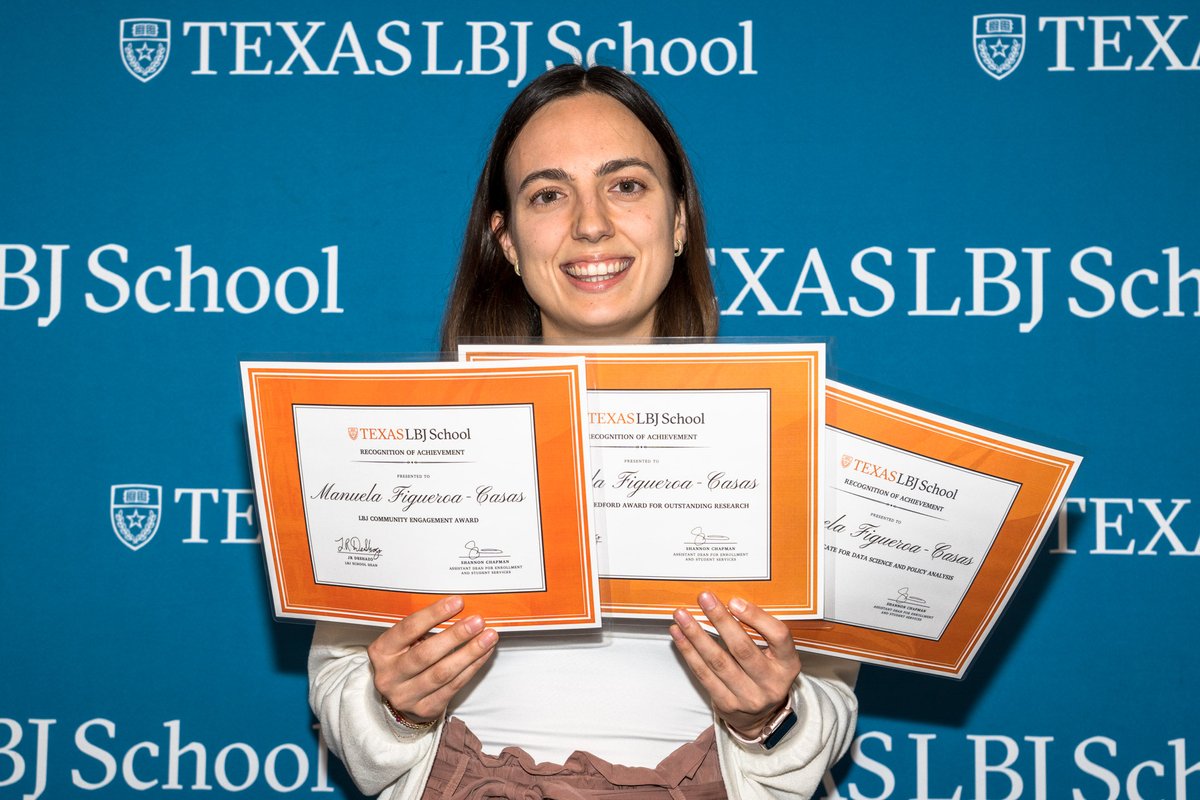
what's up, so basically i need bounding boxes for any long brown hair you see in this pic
[439,64,717,351]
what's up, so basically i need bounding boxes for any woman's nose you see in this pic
[572,191,614,243]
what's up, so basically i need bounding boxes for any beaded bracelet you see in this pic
[381,697,439,731]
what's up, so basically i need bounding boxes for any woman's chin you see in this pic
[542,311,655,343]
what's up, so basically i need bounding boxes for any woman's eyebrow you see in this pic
[516,167,571,193]
[596,157,656,177]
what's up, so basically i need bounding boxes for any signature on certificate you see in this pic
[335,536,382,555]
[463,540,505,560]
[891,587,929,607]
[689,526,734,545]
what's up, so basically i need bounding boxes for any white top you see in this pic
[448,620,716,764]
[309,619,860,800]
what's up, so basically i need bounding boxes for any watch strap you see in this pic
[725,700,797,750]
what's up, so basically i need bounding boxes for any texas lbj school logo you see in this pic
[974,14,1025,79]
[111,484,162,550]
[120,19,170,82]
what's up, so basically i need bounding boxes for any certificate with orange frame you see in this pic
[240,359,600,631]
[459,343,825,621]
[789,381,1081,677]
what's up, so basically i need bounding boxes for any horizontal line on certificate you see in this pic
[310,579,547,595]
[833,486,945,521]
[603,573,769,581]
[592,445,707,449]
[351,459,475,464]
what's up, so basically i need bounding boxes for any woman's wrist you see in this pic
[381,695,441,732]
[724,698,787,738]
[723,698,798,750]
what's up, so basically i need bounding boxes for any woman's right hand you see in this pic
[367,595,499,725]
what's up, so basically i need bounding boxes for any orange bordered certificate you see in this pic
[240,359,600,631]
[790,381,1081,677]
[460,343,825,621]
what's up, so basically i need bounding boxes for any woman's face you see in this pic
[494,92,685,344]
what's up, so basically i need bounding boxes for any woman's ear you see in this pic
[673,200,687,252]
[491,211,517,266]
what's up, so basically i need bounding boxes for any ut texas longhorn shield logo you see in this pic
[973,14,1025,80]
[111,484,162,550]
[120,19,170,82]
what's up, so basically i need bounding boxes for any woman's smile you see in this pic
[560,256,633,288]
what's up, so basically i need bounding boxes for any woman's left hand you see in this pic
[670,592,801,739]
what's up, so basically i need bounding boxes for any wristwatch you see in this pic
[725,700,798,750]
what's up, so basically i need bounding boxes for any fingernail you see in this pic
[479,629,499,648]
[698,592,717,611]
[446,596,464,613]
[673,608,691,626]
[464,615,483,634]
[729,597,747,614]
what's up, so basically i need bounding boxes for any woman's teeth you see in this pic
[563,259,630,282]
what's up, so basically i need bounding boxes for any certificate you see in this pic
[241,359,600,631]
[460,343,825,620]
[790,381,1081,677]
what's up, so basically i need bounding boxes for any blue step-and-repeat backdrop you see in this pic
[2,3,1197,798]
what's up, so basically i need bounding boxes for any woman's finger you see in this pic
[668,617,739,710]
[401,614,490,674]
[370,595,464,656]
[407,639,499,721]
[726,595,800,666]
[695,592,775,682]
[377,624,500,722]
[408,625,499,694]
[671,592,802,734]
[670,605,756,700]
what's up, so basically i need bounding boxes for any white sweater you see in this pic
[309,619,859,800]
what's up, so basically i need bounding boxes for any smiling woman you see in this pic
[493,92,684,341]
[309,64,858,800]
[440,64,716,349]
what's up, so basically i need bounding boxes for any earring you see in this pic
[674,239,684,257]
[513,256,521,277]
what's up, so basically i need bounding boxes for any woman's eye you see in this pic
[614,180,644,195]
[530,189,562,205]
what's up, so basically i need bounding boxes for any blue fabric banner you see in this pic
[2,3,1196,797]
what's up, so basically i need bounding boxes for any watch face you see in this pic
[762,708,799,750]
[761,702,792,733]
